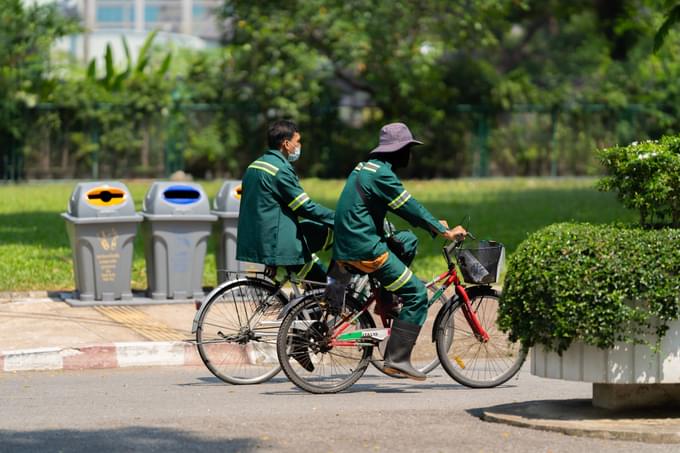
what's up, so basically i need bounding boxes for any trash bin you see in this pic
[61,182,143,302]
[141,182,217,300]
[212,180,263,283]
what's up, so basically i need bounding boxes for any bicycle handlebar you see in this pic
[443,230,475,267]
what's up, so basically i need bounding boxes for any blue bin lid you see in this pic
[162,185,202,205]
[142,181,215,220]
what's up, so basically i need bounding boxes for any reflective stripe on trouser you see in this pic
[286,259,327,284]
[371,252,428,326]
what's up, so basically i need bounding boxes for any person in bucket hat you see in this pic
[333,122,466,380]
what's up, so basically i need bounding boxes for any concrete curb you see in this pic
[0,291,51,302]
[481,399,680,444]
[0,341,202,373]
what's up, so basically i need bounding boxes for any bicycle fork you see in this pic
[429,270,490,343]
[455,284,489,342]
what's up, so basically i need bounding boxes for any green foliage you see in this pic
[499,223,680,352]
[0,0,79,178]
[654,3,680,52]
[8,0,680,179]
[179,0,680,178]
[598,135,680,227]
[42,31,175,177]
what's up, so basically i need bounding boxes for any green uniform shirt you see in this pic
[236,149,335,266]
[333,158,447,261]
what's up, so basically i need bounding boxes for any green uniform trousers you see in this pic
[284,219,334,284]
[373,230,429,326]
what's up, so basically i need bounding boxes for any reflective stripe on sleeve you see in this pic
[288,192,310,211]
[388,190,412,210]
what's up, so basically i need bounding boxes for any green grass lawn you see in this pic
[0,178,635,291]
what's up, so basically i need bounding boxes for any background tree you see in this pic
[0,0,78,180]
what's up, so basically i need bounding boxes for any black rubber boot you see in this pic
[383,319,426,381]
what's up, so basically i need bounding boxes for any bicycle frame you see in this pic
[192,270,314,335]
[424,267,490,343]
[330,261,490,348]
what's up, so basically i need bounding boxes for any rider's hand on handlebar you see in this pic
[442,225,467,242]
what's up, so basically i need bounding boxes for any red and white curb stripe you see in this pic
[0,342,201,373]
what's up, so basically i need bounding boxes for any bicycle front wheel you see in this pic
[277,294,373,394]
[196,278,287,385]
[435,286,526,388]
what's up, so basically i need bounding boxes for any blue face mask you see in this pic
[288,145,301,162]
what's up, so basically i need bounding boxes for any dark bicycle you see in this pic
[275,234,527,394]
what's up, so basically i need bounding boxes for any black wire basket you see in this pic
[453,241,505,284]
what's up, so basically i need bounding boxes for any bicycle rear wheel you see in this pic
[277,293,374,394]
[196,278,287,385]
[435,286,526,388]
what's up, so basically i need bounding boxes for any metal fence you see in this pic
[1,103,657,182]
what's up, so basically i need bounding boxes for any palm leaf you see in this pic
[104,43,115,87]
[135,29,159,74]
[654,4,680,53]
[86,59,97,80]
[122,36,132,73]
[157,52,173,77]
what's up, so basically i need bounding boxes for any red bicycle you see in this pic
[276,234,527,394]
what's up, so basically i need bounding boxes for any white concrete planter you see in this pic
[531,319,680,409]
[531,319,680,384]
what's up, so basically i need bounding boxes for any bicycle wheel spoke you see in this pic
[436,290,526,388]
[277,295,372,394]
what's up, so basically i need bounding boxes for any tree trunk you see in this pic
[141,121,150,169]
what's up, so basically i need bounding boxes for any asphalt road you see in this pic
[0,365,672,452]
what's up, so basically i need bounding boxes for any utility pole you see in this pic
[82,0,95,62]
[181,0,192,35]
[135,0,144,33]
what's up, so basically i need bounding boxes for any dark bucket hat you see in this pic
[370,122,423,154]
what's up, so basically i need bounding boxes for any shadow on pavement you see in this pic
[178,376,293,387]
[262,380,520,395]
[471,398,680,422]
[0,427,263,452]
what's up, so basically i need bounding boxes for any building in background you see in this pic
[50,0,222,62]
[79,0,221,40]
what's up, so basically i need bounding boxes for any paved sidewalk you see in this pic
[0,293,200,373]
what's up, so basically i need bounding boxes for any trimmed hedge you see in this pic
[498,223,680,353]
[598,136,680,228]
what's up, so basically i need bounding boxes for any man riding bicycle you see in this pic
[236,120,335,283]
[333,122,465,381]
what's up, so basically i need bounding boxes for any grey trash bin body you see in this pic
[61,182,143,302]
[142,182,217,300]
[212,180,263,283]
